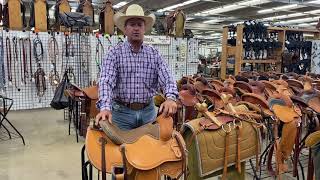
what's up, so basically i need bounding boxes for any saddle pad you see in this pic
[123,131,183,170]
[100,120,160,145]
[85,128,122,173]
[181,118,260,177]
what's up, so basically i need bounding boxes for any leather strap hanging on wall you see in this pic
[12,37,21,91]
[80,35,89,74]
[24,37,33,82]
[48,34,60,87]
[5,37,12,86]
[95,35,104,74]
[33,35,46,99]
[19,38,27,85]
[0,36,5,90]
[63,34,75,82]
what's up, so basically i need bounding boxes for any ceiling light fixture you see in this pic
[157,0,200,12]
[196,0,270,16]
[113,1,128,9]
[258,4,299,14]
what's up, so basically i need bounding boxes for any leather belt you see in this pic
[115,100,150,111]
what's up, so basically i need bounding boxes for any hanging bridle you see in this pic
[5,36,12,86]
[48,33,60,87]
[33,35,46,100]
[24,37,33,82]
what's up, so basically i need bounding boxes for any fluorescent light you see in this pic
[258,4,299,14]
[113,2,128,9]
[308,0,320,4]
[276,16,320,24]
[261,9,320,21]
[196,0,270,15]
[203,19,222,24]
[262,12,304,21]
[157,0,200,12]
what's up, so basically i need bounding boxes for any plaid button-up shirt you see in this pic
[97,41,178,111]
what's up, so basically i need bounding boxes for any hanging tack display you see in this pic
[99,0,115,35]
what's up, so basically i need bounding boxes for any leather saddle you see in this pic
[234,81,253,96]
[241,93,273,116]
[178,84,201,121]
[201,89,225,109]
[85,115,187,180]
[181,103,261,179]
[268,96,301,175]
[287,79,304,95]
[194,77,211,94]
[249,81,266,98]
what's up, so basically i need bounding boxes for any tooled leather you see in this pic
[181,118,260,177]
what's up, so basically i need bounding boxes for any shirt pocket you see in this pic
[143,62,157,81]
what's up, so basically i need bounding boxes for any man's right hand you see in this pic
[95,110,112,126]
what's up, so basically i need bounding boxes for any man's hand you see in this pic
[95,109,112,125]
[159,99,177,117]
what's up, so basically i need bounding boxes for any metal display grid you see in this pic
[0,32,199,110]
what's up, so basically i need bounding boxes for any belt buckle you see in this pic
[130,103,144,110]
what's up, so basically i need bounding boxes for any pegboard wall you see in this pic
[0,31,199,110]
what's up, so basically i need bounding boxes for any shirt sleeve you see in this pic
[96,48,117,111]
[156,50,178,100]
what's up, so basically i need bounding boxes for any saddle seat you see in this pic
[100,114,173,145]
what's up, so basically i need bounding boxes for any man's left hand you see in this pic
[159,99,177,117]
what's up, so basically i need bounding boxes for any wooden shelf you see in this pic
[242,59,279,64]
[227,46,236,56]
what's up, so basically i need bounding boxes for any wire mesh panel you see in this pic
[0,32,199,110]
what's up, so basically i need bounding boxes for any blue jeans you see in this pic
[312,141,320,180]
[111,100,157,130]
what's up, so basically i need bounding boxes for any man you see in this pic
[95,4,178,130]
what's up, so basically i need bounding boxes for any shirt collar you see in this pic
[125,40,144,53]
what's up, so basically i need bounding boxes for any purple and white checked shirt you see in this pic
[97,41,178,111]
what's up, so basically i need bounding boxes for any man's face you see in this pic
[124,18,145,42]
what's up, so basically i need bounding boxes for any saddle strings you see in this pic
[33,35,46,100]
[48,33,60,87]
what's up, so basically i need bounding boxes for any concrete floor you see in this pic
[0,108,306,180]
[0,108,84,180]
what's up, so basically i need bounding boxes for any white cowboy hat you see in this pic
[113,4,156,32]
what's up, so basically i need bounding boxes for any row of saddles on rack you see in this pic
[81,71,320,180]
